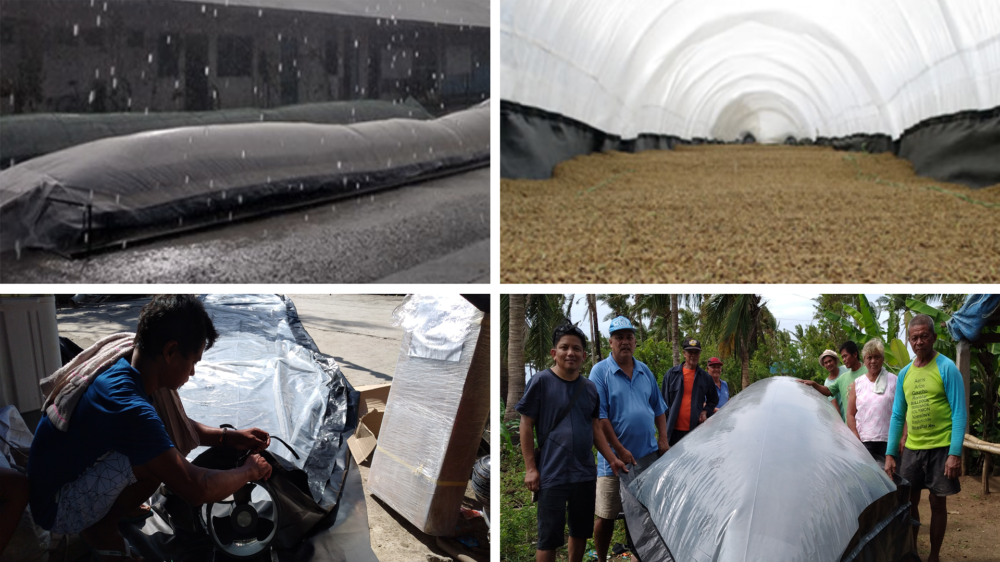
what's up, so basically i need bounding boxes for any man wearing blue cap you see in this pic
[590,316,668,562]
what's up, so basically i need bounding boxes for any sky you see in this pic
[566,293,892,341]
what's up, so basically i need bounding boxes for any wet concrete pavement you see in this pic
[1,168,489,283]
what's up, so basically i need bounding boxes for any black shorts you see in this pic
[899,446,961,497]
[863,441,887,463]
[536,480,596,550]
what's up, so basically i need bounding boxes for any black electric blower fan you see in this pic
[205,480,280,558]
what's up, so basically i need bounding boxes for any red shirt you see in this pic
[676,367,696,431]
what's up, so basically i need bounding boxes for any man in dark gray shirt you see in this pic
[516,323,626,562]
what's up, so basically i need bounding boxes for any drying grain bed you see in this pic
[501,145,1000,283]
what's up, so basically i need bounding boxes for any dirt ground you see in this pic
[12,295,488,562]
[916,475,1000,562]
[501,146,1000,283]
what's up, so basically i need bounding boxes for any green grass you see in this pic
[501,444,631,561]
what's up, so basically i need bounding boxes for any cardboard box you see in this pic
[347,384,391,463]
[369,299,489,536]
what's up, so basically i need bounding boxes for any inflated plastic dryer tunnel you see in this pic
[0,102,489,255]
[620,377,916,562]
[500,0,1000,185]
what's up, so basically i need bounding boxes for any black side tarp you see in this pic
[622,377,915,562]
[501,99,1000,188]
[898,107,1000,189]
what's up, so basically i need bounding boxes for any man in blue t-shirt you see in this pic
[28,295,274,560]
[590,317,668,562]
[516,323,625,562]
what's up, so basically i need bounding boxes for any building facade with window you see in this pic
[0,0,489,115]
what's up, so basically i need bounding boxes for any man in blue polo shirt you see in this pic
[590,316,668,562]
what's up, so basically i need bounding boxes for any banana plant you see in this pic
[823,294,909,369]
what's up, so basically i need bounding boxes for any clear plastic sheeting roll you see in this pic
[184,295,341,472]
[0,102,489,254]
[624,377,897,562]
[369,297,490,535]
[177,0,490,27]
[501,0,1000,142]
[391,294,483,361]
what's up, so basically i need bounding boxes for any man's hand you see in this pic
[609,457,629,476]
[524,467,540,492]
[229,428,270,452]
[616,447,635,465]
[699,411,707,424]
[657,436,669,457]
[884,455,896,480]
[944,455,961,480]
[244,454,272,481]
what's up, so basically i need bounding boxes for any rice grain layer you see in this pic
[501,145,1000,283]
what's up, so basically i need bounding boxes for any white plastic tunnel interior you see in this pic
[501,0,1000,183]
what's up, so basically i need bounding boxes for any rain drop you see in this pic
[304,214,309,222]
[267,176,271,184]
[112,77,117,89]
[127,97,132,108]
[354,39,359,49]
[330,205,336,212]
[148,53,154,63]
[238,195,244,204]
[73,24,79,37]
[115,194,120,204]
[178,217,184,226]
[166,35,171,45]
[144,107,149,115]
[8,94,13,105]
[258,8,263,16]
[96,15,101,26]
[228,212,233,221]
[278,63,283,72]
[174,79,180,89]
[8,158,14,167]
[337,161,341,169]
[185,175,190,184]
[103,1,107,10]
[320,137,325,145]
[15,240,21,260]
[278,33,282,41]
[370,195,375,203]
[204,66,210,76]
[201,4,206,13]
[121,240,127,249]
[241,150,246,159]
[88,90,95,104]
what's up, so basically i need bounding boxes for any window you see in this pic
[82,27,104,47]
[0,21,13,46]
[127,29,144,48]
[54,25,77,46]
[324,39,338,75]
[217,35,253,77]
[158,33,179,77]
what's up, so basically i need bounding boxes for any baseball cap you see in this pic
[708,357,722,366]
[608,316,636,335]
[683,338,702,351]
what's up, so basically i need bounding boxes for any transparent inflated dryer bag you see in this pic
[0,101,489,253]
[368,295,490,535]
[623,377,911,562]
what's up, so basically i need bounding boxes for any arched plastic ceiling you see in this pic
[501,0,1000,142]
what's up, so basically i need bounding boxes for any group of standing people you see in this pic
[797,313,966,562]
[515,316,729,562]
[516,313,966,562]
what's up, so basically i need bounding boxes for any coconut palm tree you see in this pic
[587,294,602,362]
[704,294,776,390]
[504,294,526,421]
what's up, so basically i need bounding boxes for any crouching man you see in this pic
[516,323,627,562]
[27,295,273,561]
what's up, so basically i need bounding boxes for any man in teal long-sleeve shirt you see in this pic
[884,314,966,562]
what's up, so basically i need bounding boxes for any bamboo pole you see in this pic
[964,434,1000,455]
[984,452,992,495]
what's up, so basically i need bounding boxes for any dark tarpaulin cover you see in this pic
[898,108,1000,189]
[0,99,433,169]
[118,294,377,562]
[0,101,489,254]
[502,99,999,189]
[622,377,913,562]
[946,294,1000,342]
